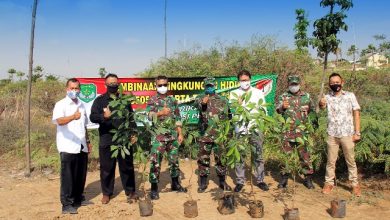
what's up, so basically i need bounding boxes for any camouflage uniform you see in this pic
[195,83,231,177]
[146,94,183,183]
[276,76,316,175]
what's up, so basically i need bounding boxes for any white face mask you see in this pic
[239,81,251,90]
[67,90,79,100]
[157,86,168,94]
[289,85,300,94]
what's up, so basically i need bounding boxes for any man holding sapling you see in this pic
[195,77,232,193]
[320,72,362,197]
[229,70,269,192]
[90,73,139,204]
[276,75,317,189]
[146,75,187,200]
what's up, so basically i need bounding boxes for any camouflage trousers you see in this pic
[196,141,227,177]
[149,139,180,183]
[282,141,314,175]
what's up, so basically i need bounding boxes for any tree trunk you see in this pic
[316,53,328,112]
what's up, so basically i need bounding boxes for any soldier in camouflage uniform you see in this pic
[276,75,316,189]
[195,77,232,193]
[146,75,187,200]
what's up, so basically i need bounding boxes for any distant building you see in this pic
[364,53,388,68]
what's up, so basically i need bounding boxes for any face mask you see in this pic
[289,85,300,94]
[205,86,215,95]
[330,84,342,92]
[67,90,79,100]
[239,81,251,90]
[157,86,168,94]
[107,84,119,94]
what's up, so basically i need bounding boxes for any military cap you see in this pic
[204,77,216,86]
[288,75,300,84]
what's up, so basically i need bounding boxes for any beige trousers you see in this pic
[325,136,359,186]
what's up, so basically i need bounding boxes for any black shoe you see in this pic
[303,175,315,189]
[218,175,232,191]
[171,177,188,193]
[62,205,78,214]
[277,174,289,189]
[197,176,208,193]
[234,184,244,192]
[150,183,159,200]
[73,200,94,207]
[257,182,269,191]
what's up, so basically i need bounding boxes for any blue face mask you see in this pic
[67,90,79,100]
[205,86,215,95]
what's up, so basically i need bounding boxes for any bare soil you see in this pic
[0,157,389,220]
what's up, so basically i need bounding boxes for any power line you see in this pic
[164,0,167,58]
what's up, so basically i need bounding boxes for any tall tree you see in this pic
[311,0,353,106]
[98,67,107,78]
[7,68,16,81]
[294,9,310,53]
[347,45,358,71]
[32,65,44,82]
[361,44,377,57]
[374,34,390,57]
[16,71,25,81]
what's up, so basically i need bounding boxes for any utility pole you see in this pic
[164,0,167,58]
[25,0,38,177]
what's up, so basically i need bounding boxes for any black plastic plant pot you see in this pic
[249,200,264,218]
[330,199,346,218]
[139,199,153,217]
[183,200,198,218]
[217,193,235,215]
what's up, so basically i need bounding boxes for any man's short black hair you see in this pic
[66,78,80,87]
[155,75,168,81]
[105,73,118,81]
[329,72,343,81]
[237,69,252,80]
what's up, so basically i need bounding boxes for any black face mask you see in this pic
[330,84,342,92]
[107,84,119,94]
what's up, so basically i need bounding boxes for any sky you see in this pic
[1,0,389,79]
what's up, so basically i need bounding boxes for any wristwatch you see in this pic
[354,131,361,136]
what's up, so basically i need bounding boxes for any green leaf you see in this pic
[123,147,130,155]
[111,149,118,158]
[121,148,126,159]
[111,145,118,151]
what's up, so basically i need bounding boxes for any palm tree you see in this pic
[347,45,358,71]
[7,68,16,81]
[98,67,107,78]
[16,71,25,81]
[32,65,44,82]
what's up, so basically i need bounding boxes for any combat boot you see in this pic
[197,175,208,193]
[149,183,159,200]
[277,173,289,189]
[171,177,187,193]
[303,174,315,189]
[218,175,232,191]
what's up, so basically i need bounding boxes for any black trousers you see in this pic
[60,149,88,206]
[99,146,135,196]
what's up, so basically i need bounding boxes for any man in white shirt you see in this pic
[52,78,92,214]
[229,70,269,192]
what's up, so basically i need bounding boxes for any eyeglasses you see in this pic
[106,83,119,86]
[157,84,168,87]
